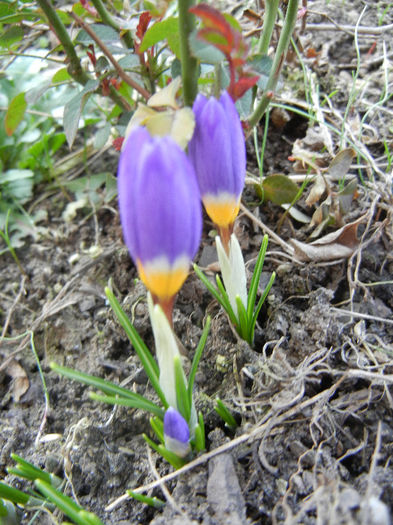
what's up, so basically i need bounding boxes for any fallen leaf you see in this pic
[305,174,327,206]
[6,359,29,402]
[290,216,364,262]
[325,148,356,181]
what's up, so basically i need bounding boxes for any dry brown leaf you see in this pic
[290,216,364,262]
[6,359,29,401]
[305,174,327,206]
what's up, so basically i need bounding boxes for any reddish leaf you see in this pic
[136,11,152,41]
[231,75,259,100]
[87,44,96,66]
[79,0,98,17]
[113,137,124,151]
[190,4,233,42]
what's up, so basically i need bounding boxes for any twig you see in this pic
[330,308,393,326]
[146,447,186,517]
[305,21,393,36]
[239,203,297,258]
[70,12,150,100]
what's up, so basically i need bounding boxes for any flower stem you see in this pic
[248,0,299,129]
[257,0,280,55]
[178,0,198,106]
[36,0,90,85]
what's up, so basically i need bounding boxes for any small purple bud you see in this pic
[164,407,190,458]
[188,91,246,231]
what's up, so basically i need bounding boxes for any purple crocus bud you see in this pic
[118,126,202,320]
[188,91,246,248]
[164,407,190,458]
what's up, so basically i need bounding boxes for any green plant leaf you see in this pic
[193,412,205,452]
[76,24,119,43]
[89,393,164,418]
[127,491,165,509]
[215,398,238,428]
[63,79,99,148]
[262,174,299,204]
[247,234,268,319]
[0,25,23,48]
[51,363,164,418]
[139,17,180,58]
[250,271,276,339]
[189,30,225,64]
[2,169,33,203]
[174,355,190,422]
[35,480,105,525]
[235,296,249,342]
[150,416,164,444]
[5,92,27,136]
[104,287,168,407]
[143,434,186,469]
[187,316,211,407]
[52,68,72,83]
[0,482,29,506]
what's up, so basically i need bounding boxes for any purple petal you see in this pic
[118,128,202,266]
[188,92,246,200]
[164,407,190,443]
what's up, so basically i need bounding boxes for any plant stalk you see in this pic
[248,0,299,128]
[257,0,280,55]
[178,0,198,106]
[36,0,90,85]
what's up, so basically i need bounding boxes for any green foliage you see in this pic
[195,235,276,345]
[52,287,211,468]
[215,398,238,429]
[0,455,105,524]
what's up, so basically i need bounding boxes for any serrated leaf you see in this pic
[94,123,111,149]
[76,24,119,43]
[189,30,225,64]
[262,174,299,204]
[63,80,99,148]
[139,17,180,57]
[5,92,26,136]
[25,82,51,104]
[0,25,23,48]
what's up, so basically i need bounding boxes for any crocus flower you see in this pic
[188,91,246,249]
[164,407,191,458]
[118,126,202,320]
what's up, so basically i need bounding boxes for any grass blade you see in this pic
[127,490,165,509]
[247,234,268,319]
[174,355,190,422]
[187,316,211,406]
[250,271,276,340]
[89,393,164,419]
[105,288,168,407]
[215,398,238,429]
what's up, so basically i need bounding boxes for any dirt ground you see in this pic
[1,1,393,524]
